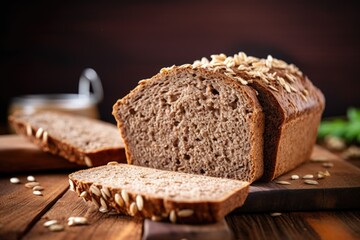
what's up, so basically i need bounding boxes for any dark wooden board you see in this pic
[238,146,360,212]
[0,135,82,174]
[0,173,69,240]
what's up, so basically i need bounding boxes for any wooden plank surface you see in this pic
[226,211,360,240]
[25,190,143,240]
[239,146,360,212]
[0,135,82,174]
[0,173,69,240]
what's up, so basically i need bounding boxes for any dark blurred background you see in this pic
[1,0,359,133]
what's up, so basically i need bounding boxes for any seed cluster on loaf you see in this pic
[161,52,309,101]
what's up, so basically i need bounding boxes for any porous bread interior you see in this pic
[71,164,248,202]
[116,68,259,181]
[18,111,122,151]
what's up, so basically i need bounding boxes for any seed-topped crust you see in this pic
[69,164,249,224]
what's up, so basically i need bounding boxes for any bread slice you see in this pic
[69,163,249,224]
[113,52,324,182]
[113,66,264,183]
[9,111,126,167]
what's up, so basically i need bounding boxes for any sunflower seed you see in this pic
[27,175,36,182]
[302,174,314,179]
[322,162,334,168]
[35,128,44,139]
[99,206,109,213]
[115,193,124,207]
[107,161,118,165]
[136,195,144,211]
[43,219,58,227]
[49,224,64,232]
[129,202,138,216]
[169,210,176,223]
[101,187,111,200]
[84,156,93,167]
[290,175,299,180]
[90,185,101,196]
[68,216,88,226]
[121,190,129,205]
[10,177,20,184]
[26,125,32,136]
[177,209,194,218]
[275,180,291,185]
[80,191,88,198]
[69,179,75,191]
[310,156,328,162]
[33,186,44,191]
[25,182,40,188]
[270,212,282,217]
[42,131,48,144]
[318,170,331,177]
[304,180,319,185]
[33,190,43,196]
[100,197,107,210]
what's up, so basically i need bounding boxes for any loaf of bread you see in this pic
[113,52,325,181]
[9,111,126,167]
[69,163,249,224]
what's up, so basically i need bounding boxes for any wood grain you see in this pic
[238,146,360,212]
[143,219,232,240]
[24,190,143,240]
[0,135,82,174]
[226,211,360,240]
[0,174,69,240]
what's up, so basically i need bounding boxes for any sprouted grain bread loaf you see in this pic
[69,163,249,224]
[9,111,126,167]
[113,52,325,181]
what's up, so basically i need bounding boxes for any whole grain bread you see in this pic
[9,111,126,167]
[69,163,249,224]
[113,52,325,182]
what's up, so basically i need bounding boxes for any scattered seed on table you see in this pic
[27,176,36,182]
[270,212,282,217]
[49,224,64,232]
[302,174,314,179]
[290,175,299,180]
[43,220,58,227]
[304,180,319,185]
[10,177,20,184]
[275,180,291,185]
[33,190,43,196]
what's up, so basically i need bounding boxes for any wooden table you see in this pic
[1,135,360,240]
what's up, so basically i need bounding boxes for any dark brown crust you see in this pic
[69,164,249,224]
[8,114,127,167]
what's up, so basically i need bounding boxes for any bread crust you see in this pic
[69,164,249,224]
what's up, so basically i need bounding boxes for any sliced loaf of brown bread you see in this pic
[113,52,325,182]
[9,111,126,166]
[69,163,249,224]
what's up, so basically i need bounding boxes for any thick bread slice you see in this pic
[113,66,264,183]
[69,163,249,224]
[9,111,126,167]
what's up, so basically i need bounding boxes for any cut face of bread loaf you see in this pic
[69,163,249,224]
[113,67,264,182]
[113,52,325,182]
[9,111,126,166]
